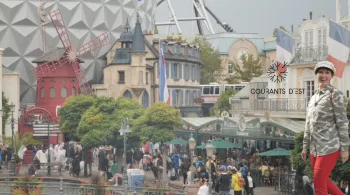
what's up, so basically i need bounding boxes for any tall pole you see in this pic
[10,110,15,175]
[47,121,51,176]
[123,119,128,194]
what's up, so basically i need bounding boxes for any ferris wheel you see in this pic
[156,0,234,35]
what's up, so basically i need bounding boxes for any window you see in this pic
[162,43,168,53]
[177,90,182,106]
[173,45,177,54]
[146,72,149,84]
[50,87,56,98]
[61,87,67,98]
[304,80,315,103]
[72,87,76,96]
[228,64,233,73]
[40,87,45,98]
[172,63,182,79]
[118,71,125,83]
[317,28,327,58]
[123,90,133,99]
[305,30,313,59]
[139,71,143,84]
[185,90,190,105]
[142,91,149,108]
[185,64,189,80]
[347,90,349,98]
[166,62,170,78]
[256,82,268,99]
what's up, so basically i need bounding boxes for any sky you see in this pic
[155,0,349,37]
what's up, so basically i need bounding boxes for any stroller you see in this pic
[142,154,152,171]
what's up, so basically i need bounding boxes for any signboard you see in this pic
[194,98,205,103]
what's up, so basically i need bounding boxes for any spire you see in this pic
[131,13,145,53]
[124,18,131,32]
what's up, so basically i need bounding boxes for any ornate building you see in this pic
[92,17,204,117]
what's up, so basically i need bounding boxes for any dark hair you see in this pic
[232,169,238,174]
[316,67,334,75]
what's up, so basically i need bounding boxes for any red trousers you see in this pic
[310,151,343,195]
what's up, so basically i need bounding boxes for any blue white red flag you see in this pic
[275,28,296,75]
[328,20,350,78]
[159,46,170,104]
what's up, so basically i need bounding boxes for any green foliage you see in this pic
[225,54,263,83]
[134,102,183,143]
[2,91,11,137]
[191,36,224,84]
[210,88,237,116]
[3,132,42,155]
[58,95,96,141]
[273,26,288,37]
[154,25,159,34]
[78,97,144,149]
[291,132,313,179]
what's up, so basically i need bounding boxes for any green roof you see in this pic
[182,117,223,128]
[261,118,304,134]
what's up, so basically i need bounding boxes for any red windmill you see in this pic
[33,9,110,95]
[32,9,110,122]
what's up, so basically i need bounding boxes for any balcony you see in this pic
[291,46,328,64]
[231,98,308,119]
[254,98,307,112]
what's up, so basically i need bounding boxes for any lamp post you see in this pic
[0,103,18,176]
[205,140,215,193]
[120,118,131,194]
[188,133,196,164]
[47,120,51,176]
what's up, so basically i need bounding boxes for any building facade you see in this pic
[230,16,350,120]
[92,18,203,117]
[204,33,267,83]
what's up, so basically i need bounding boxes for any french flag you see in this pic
[159,47,170,104]
[328,20,350,78]
[275,28,295,76]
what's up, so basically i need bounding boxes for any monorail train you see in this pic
[200,83,248,104]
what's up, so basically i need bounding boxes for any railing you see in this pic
[254,98,308,112]
[250,171,304,195]
[291,46,328,63]
[274,174,304,195]
[0,181,188,195]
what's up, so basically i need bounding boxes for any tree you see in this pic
[2,92,11,137]
[273,26,288,37]
[78,97,144,149]
[133,102,183,144]
[58,95,96,141]
[191,36,224,84]
[154,25,159,34]
[3,132,42,162]
[225,54,263,83]
[210,88,237,116]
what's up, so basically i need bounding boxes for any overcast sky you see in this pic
[155,0,349,37]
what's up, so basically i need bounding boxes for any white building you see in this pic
[231,15,350,120]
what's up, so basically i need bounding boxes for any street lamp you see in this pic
[188,133,196,163]
[205,140,215,193]
[0,103,18,176]
[120,118,131,194]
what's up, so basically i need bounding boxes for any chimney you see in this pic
[291,25,294,33]
[309,11,313,20]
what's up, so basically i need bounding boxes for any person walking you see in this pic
[302,61,350,195]
[302,175,314,195]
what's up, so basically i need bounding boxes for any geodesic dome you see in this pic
[0,0,157,104]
